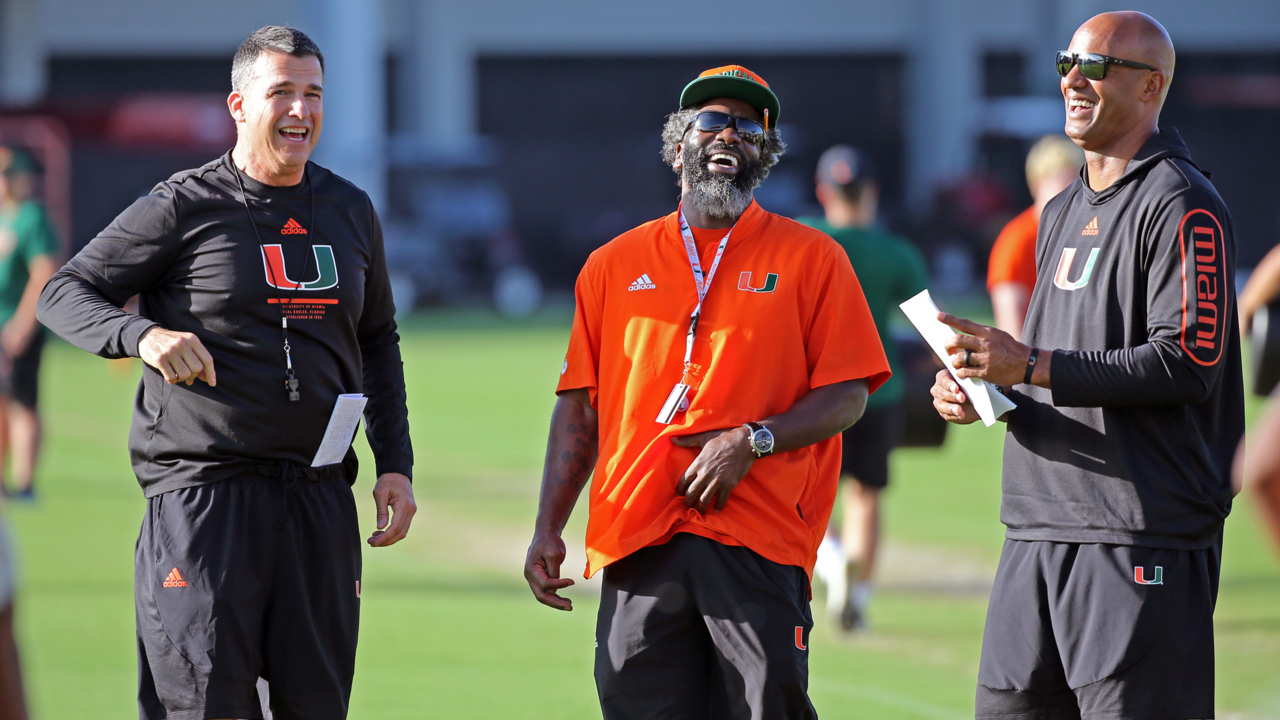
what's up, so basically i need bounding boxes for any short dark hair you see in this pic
[231,26,324,92]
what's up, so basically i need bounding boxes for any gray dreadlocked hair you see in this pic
[660,107,787,186]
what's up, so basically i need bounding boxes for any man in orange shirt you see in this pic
[523,66,889,718]
[987,135,1083,340]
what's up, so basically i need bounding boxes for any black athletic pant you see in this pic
[135,469,361,720]
[976,539,1220,720]
[595,532,817,720]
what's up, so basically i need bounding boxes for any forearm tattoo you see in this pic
[556,421,599,491]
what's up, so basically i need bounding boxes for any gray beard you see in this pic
[681,144,757,220]
[684,176,753,219]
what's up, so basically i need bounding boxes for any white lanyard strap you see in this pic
[677,208,733,369]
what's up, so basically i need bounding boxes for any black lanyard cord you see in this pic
[233,159,316,401]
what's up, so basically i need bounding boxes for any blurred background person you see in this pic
[986,135,1083,341]
[1233,243,1280,559]
[0,502,28,720]
[0,148,57,502]
[801,145,928,631]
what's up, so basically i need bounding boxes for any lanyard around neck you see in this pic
[233,160,314,402]
[676,207,733,376]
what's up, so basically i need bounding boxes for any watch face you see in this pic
[752,429,774,453]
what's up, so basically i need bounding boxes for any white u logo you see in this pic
[1053,248,1100,291]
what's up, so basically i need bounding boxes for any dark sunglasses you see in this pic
[685,111,766,144]
[1056,51,1157,80]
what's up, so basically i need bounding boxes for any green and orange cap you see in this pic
[679,65,780,130]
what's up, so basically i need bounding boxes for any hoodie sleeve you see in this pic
[1049,185,1235,407]
[36,188,180,358]
[356,199,413,480]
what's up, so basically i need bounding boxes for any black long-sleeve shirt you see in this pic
[37,152,412,497]
[1004,128,1244,550]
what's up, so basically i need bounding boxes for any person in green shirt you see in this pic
[800,145,928,631]
[0,148,59,501]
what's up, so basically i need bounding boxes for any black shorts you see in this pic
[595,532,817,720]
[976,538,1220,720]
[839,404,903,488]
[135,470,361,720]
[0,328,44,410]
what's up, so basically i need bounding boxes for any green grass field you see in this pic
[7,309,1280,719]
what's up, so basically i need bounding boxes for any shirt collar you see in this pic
[664,198,765,242]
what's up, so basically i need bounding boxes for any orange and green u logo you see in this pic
[261,244,339,290]
[738,271,778,293]
[1133,566,1163,585]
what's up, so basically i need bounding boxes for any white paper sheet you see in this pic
[899,290,1016,427]
[311,393,368,467]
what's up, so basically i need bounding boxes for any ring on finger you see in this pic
[964,349,974,367]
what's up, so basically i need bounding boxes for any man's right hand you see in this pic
[931,369,980,425]
[139,327,217,386]
[525,529,575,611]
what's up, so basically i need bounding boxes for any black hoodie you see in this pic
[1002,128,1243,550]
[36,153,412,497]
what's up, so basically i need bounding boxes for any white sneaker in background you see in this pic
[818,536,848,619]
[816,535,841,587]
[843,581,872,632]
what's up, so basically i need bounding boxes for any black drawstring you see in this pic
[255,460,344,528]
[277,460,301,529]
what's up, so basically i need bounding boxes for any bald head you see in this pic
[1074,11,1175,91]
[1062,11,1176,156]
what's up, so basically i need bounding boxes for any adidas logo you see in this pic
[162,568,188,588]
[281,218,308,235]
[628,274,656,291]
[1081,216,1099,236]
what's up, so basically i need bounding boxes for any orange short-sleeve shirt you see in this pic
[987,205,1040,293]
[557,201,890,579]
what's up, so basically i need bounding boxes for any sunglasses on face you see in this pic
[1056,51,1157,80]
[685,111,766,144]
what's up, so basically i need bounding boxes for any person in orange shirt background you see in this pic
[987,135,1083,340]
[523,66,889,718]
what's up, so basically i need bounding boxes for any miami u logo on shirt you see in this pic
[261,244,339,290]
[1053,247,1100,291]
[738,271,778,293]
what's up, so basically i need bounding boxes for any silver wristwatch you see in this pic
[744,422,775,457]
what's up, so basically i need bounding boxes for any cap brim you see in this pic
[680,76,780,126]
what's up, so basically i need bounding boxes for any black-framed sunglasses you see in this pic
[1056,51,1157,80]
[685,111,766,144]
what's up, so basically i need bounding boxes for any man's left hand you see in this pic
[672,427,755,513]
[368,472,416,547]
[940,312,1032,387]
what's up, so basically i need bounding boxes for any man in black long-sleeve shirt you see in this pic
[36,27,414,719]
[930,12,1242,720]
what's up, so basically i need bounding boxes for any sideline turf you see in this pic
[7,311,1279,719]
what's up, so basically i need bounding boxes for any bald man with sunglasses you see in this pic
[930,12,1242,720]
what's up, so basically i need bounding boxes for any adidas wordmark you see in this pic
[628,274,656,291]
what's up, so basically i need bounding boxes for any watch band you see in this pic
[1023,348,1040,385]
